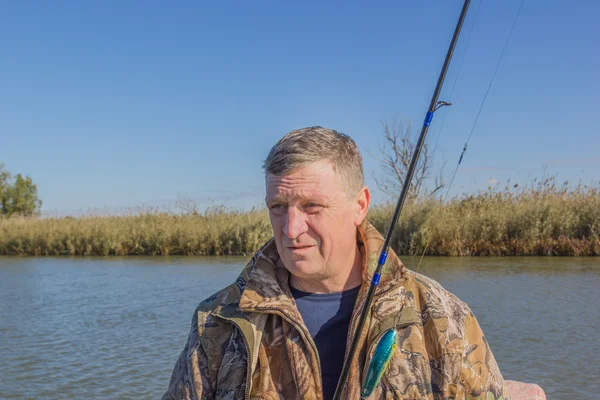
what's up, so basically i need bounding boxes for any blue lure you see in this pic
[361,328,397,398]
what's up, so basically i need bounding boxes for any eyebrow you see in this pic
[266,194,325,204]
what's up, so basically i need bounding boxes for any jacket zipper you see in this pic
[360,329,390,391]
[215,317,253,400]
[338,285,397,398]
[343,285,395,365]
[254,306,324,400]
[217,285,400,399]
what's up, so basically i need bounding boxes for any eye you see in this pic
[269,204,286,216]
[304,203,323,213]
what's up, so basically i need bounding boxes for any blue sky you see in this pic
[1,0,598,215]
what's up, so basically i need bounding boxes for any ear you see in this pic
[353,186,371,227]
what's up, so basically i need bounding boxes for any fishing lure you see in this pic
[361,328,397,398]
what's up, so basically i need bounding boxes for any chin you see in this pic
[282,258,320,280]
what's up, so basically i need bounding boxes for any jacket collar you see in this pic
[237,220,410,316]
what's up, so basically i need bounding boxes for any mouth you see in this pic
[287,245,314,251]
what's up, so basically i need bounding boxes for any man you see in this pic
[163,126,509,399]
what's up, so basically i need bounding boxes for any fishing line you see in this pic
[463,0,526,146]
[335,0,527,396]
[414,0,525,270]
[431,0,484,156]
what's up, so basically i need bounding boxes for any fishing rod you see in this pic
[332,0,472,398]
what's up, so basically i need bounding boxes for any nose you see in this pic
[283,207,308,240]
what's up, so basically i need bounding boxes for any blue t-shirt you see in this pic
[290,284,361,400]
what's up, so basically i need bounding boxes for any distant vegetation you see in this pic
[0,163,42,217]
[1,178,598,256]
[2,126,599,257]
[368,178,600,256]
[0,206,272,257]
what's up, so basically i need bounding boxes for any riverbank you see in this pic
[1,183,598,256]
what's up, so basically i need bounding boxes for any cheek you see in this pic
[269,214,283,236]
[325,211,356,246]
[309,218,336,249]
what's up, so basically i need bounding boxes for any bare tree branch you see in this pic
[176,194,199,215]
[372,117,445,201]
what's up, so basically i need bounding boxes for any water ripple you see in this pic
[1,256,598,399]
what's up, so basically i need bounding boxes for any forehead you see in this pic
[265,161,344,200]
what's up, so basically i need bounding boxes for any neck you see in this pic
[289,245,363,294]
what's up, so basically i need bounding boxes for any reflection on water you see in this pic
[0,256,598,399]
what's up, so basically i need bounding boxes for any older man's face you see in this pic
[266,160,369,288]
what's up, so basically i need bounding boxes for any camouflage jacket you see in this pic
[163,221,509,400]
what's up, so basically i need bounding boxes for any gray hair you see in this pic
[263,126,364,197]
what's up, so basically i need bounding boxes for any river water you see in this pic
[0,256,598,399]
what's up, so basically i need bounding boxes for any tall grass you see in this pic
[1,179,598,256]
[369,179,600,256]
[0,206,272,256]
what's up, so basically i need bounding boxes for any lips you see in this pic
[287,245,314,250]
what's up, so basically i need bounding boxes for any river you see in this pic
[0,256,598,399]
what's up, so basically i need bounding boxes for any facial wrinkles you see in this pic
[267,173,343,250]
[278,199,321,247]
[264,161,367,292]
[267,173,327,203]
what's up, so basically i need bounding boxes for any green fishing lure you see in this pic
[361,328,397,398]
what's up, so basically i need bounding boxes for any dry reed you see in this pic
[1,179,598,256]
